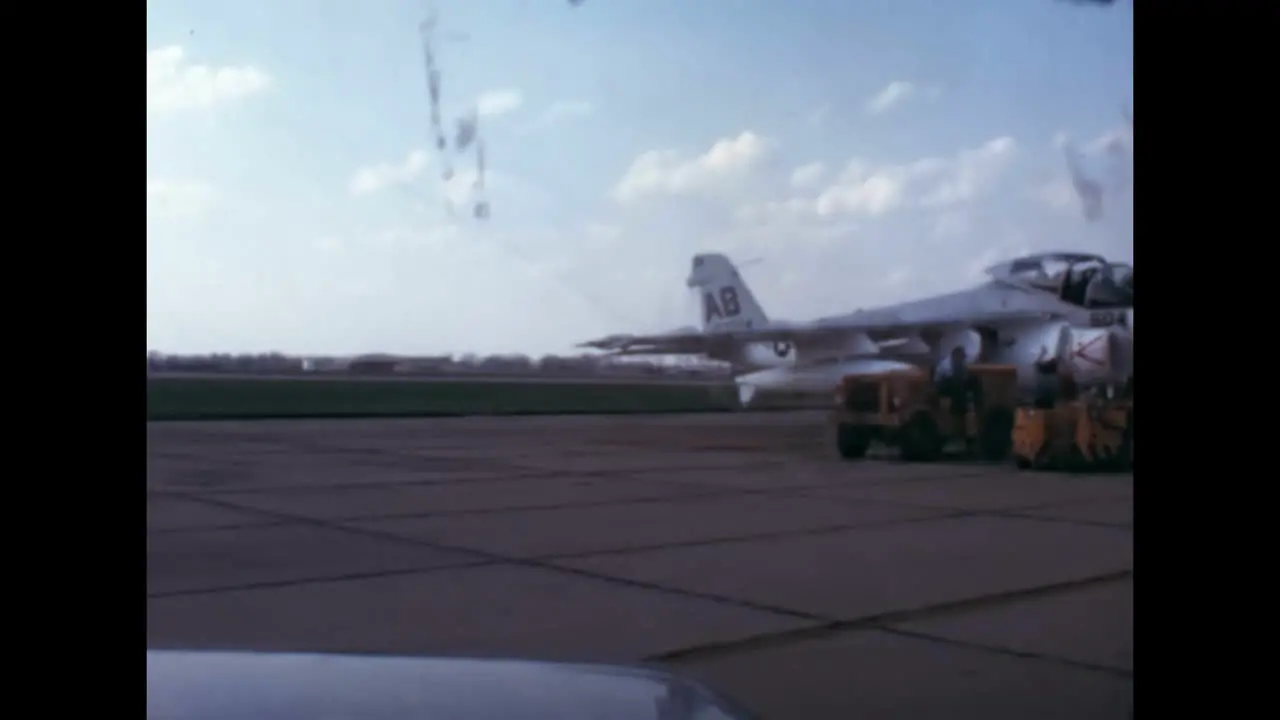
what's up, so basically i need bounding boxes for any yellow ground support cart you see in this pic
[831,364,1020,462]
[1012,397,1133,471]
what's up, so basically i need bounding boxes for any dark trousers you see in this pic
[1034,375,1058,409]
[941,376,979,434]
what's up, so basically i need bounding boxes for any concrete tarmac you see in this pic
[147,412,1133,719]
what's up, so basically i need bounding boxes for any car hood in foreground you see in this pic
[147,651,757,720]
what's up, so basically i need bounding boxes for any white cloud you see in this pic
[866,81,915,115]
[348,149,430,197]
[881,268,913,289]
[918,136,1018,207]
[147,46,272,114]
[1052,125,1130,156]
[1083,127,1132,157]
[931,210,972,240]
[584,222,622,250]
[1027,177,1078,213]
[612,131,771,203]
[541,99,594,124]
[773,136,1018,219]
[735,197,815,226]
[815,170,910,217]
[404,165,511,218]
[476,89,523,118]
[716,137,1021,265]
[441,167,483,210]
[147,179,216,220]
[813,158,939,218]
[789,162,826,189]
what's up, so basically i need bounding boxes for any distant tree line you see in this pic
[146,351,732,379]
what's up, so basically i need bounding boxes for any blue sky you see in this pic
[147,0,1133,356]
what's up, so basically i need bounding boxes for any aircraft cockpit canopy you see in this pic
[986,252,1132,308]
[1109,262,1133,289]
[986,252,1100,288]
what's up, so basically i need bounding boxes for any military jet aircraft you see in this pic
[579,251,1133,406]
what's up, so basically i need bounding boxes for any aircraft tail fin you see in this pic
[686,253,769,333]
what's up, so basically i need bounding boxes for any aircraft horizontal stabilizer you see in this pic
[576,334,636,350]
[576,326,710,355]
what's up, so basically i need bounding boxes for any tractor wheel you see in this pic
[836,423,871,459]
[1066,444,1090,473]
[978,406,1015,461]
[900,411,943,462]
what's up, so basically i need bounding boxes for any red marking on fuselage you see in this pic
[1072,335,1107,368]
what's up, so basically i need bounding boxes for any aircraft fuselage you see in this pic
[729,281,1132,407]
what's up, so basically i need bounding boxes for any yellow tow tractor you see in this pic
[1012,383,1133,471]
[831,364,1020,462]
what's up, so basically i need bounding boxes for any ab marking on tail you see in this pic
[703,286,742,323]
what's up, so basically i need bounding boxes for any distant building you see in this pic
[397,355,455,374]
[478,355,534,373]
[301,357,346,373]
[347,354,402,375]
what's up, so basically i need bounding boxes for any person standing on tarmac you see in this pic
[1033,347,1059,408]
[936,346,977,435]
[1033,346,1079,408]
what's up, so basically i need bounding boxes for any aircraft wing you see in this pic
[579,308,1056,357]
[718,309,1056,344]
